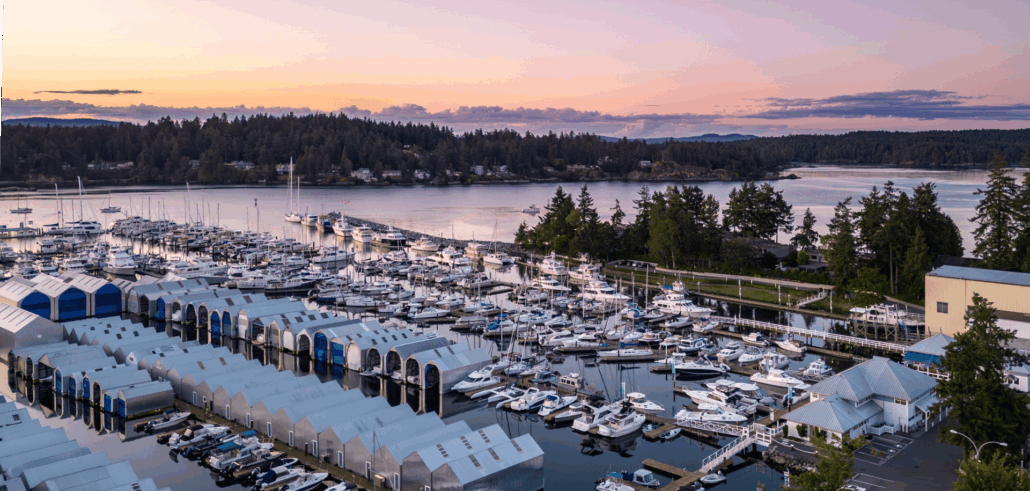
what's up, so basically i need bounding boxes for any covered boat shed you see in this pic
[135,344,214,373]
[27,274,89,322]
[215,297,296,341]
[423,348,492,392]
[206,368,299,416]
[371,421,474,491]
[178,359,264,405]
[111,337,188,364]
[404,344,469,386]
[314,320,389,365]
[0,304,64,364]
[123,341,200,367]
[903,333,954,367]
[100,332,167,357]
[200,293,270,340]
[88,369,153,410]
[145,345,229,381]
[0,441,88,482]
[35,346,109,382]
[240,304,314,347]
[115,381,175,418]
[384,337,454,379]
[342,414,445,477]
[431,434,545,491]
[293,397,391,458]
[344,329,418,372]
[319,404,417,471]
[170,289,247,325]
[249,383,342,438]
[0,279,51,320]
[228,374,323,427]
[162,352,249,397]
[271,314,357,362]
[270,389,365,446]
[125,278,208,316]
[66,318,138,344]
[400,425,510,491]
[56,272,124,317]
[52,357,120,396]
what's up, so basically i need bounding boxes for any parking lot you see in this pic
[847,473,903,490]
[854,433,916,466]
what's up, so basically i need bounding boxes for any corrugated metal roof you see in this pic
[809,356,937,402]
[0,440,83,477]
[783,395,881,433]
[0,280,38,302]
[128,279,208,296]
[381,421,471,463]
[426,348,492,373]
[118,381,174,399]
[408,344,468,366]
[29,274,85,297]
[446,434,544,484]
[301,397,389,432]
[43,460,139,491]
[252,383,339,414]
[56,272,113,294]
[904,333,955,357]
[0,303,53,333]
[234,375,320,406]
[0,428,69,458]
[414,425,510,471]
[21,452,110,488]
[928,265,1030,287]
[279,389,362,423]
[389,337,453,360]
[354,414,444,451]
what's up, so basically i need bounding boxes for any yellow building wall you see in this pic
[925,275,1030,337]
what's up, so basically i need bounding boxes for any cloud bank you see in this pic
[33,89,143,96]
[748,90,1030,121]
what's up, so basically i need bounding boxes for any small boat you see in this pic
[324,481,359,491]
[760,352,790,371]
[529,369,558,384]
[572,403,619,433]
[695,321,719,332]
[737,347,765,364]
[803,358,833,377]
[716,342,744,362]
[538,394,578,417]
[595,477,634,491]
[663,317,693,329]
[451,372,501,392]
[488,386,527,405]
[672,358,728,377]
[775,338,807,354]
[658,427,681,440]
[523,204,541,215]
[596,405,646,438]
[675,404,748,424]
[742,332,769,347]
[750,368,811,389]
[144,409,191,433]
[606,469,660,488]
[283,471,329,491]
[168,424,229,450]
[700,471,725,485]
[510,388,556,412]
[257,467,302,490]
[624,392,665,414]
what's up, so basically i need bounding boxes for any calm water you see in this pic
[2,166,1024,249]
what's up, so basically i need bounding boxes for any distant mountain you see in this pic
[2,117,123,127]
[598,133,759,144]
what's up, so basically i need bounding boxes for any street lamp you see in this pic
[950,429,1008,460]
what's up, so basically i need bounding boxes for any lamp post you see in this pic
[950,429,1008,460]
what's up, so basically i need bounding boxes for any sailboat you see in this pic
[284,158,302,223]
[100,190,121,214]
[10,194,32,214]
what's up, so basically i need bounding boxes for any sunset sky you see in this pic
[3,0,1029,137]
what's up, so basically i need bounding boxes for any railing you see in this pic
[675,419,747,437]
[792,290,827,308]
[712,316,908,353]
[701,425,755,472]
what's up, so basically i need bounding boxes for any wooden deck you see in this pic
[641,458,707,490]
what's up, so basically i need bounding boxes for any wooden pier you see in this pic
[641,459,708,491]
[711,316,908,353]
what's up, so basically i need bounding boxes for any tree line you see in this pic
[3,114,1029,184]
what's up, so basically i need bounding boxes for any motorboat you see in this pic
[523,204,541,214]
[659,427,681,440]
[256,467,303,490]
[716,342,744,362]
[597,406,646,438]
[695,320,720,332]
[410,238,439,253]
[431,246,472,267]
[311,248,353,265]
[451,372,501,392]
[681,385,758,415]
[485,386,526,404]
[572,403,619,432]
[332,219,353,238]
[742,332,769,347]
[144,409,192,433]
[351,226,375,244]
[700,471,725,485]
[581,280,631,305]
[533,277,571,292]
[606,469,660,489]
[510,388,557,412]
[598,348,655,361]
[595,477,634,491]
[483,252,515,266]
[676,337,710,355]
[737,347,765,364]
[624,392,665,413]
[760,352,790,371]
[555,372,589,392]
[849,303,925,329]
[671,358,728,377]
[803,358,833,377]
[775,338,807,354]
[538,394,578,416]
[103,247,137,275]
[410,307,451,320]
[663,317,693,329]
[552,401,589,423]
[207,438,271,471]
[750,368,811,389]
[282,471,329,491]
[537,251,567,276]
[168,424,229,450]
[651,293,712,319]
[675,404,749,424]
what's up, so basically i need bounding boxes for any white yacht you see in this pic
[165,256,229,280]
[849,303,925,328]
[760,352,790,371]
[538,394,578,417]
[49,220,104,236]
[750,368,811,389]
[716,341,744,362]
[671,358,728,377]
[451,372,501,392]
[533,277,571,292]
[483,252,514,266]
[465,242,486,258]
[60,255,91,273]
[775,338,807,354]
[624,392,665,413]
[651,292,712,319]
[332,219,353,238]
[431,246,471,267]
[538,252,567,276]
[522,204,540,214]
[569,262,603,282]
[572,403,619,432]
[581,280,630,305]
[410,238,439,253]
[103,248,137,276]
[597,407,646,438]
[509,388,556,412]
[675,404,749,424]
[311,248,353,265]
[743,332,769,347]
[803,359,833,377]
[374,227,407,249]
[301,214,319,227]
[351,226,375,244]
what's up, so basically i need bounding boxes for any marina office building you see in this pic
[925,266,1030,346]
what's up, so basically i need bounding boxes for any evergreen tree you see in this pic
[823,198,859,293]
[723,182,794,240]
[899,226,932,299]
[972,155,1020,270]
[788,433,865,491]
[791,208,820,250]
[934,293,1030,460]
[954,453,1030,491]
[1013,153,1030,272]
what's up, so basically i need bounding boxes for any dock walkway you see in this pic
[712,316,908,353]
